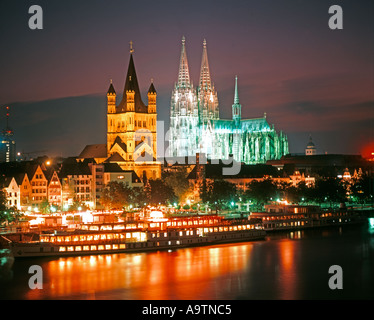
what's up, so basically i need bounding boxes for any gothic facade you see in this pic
[169,38,289,164]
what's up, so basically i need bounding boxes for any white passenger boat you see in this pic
[250,204,366,232]
[2,215,266,258]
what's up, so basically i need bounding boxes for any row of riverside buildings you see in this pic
[0,153,370,211]
[0,158,143,211]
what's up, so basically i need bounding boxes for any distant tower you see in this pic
[0,106,16,162]
[305,135,316,156]
[232,76,241,124]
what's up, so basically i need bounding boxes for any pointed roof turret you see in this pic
[199,39,212,91]
[107,79,116,95]
[177,36,191,88]
[117,48,147,113]
[148,79,156,94]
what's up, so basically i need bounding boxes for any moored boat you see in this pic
[250,204,366,232]
[3,214,266,258]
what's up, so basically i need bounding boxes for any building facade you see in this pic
[169,38,289,164]
[1,177,21,210]
[105,48,161,181]
[79,46,161,182]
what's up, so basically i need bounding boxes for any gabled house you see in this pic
[1,176,21,210]
[15,173,32,210]
[47,170,62,207]
[27,164,48,208]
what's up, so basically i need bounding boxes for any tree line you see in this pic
[1,169,373,224]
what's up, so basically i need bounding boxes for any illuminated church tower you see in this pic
[169,37,289,164]
[198,39,219,123]
[106,43,161,180]
[169,36,199,157]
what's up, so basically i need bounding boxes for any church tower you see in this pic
[232,76,241,125]
[169,36,199,157]
[198,39,219,123]
[106,43,161,180]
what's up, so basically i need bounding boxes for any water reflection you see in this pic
[21,243,254,300]
[2,224,373,300]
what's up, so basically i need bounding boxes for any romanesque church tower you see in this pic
[106,45,161,180]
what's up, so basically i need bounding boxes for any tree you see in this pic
[0,191,23,225]
[281,181,314,204]
[130,186,148,207]
[69,200,89,212]
[0,190,8,224]
[164,167,191,202]
[199,179,209,203]
[244,179,278,209]
[283,184,300,203]
[311,177,346,206]
[206,179,237,205]
[40,198,51,214]
[101,181,133,209]
[351,174,374,204]
[147,179,176,205]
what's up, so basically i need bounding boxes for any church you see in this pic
[79,44,161,181]
[168,37,289,164]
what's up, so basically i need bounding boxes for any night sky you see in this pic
[0,0,373,159]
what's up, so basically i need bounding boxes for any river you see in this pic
[1,222,373,300]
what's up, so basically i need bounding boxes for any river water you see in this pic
[1,222,373,300]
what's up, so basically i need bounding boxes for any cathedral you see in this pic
[168,37,289,164]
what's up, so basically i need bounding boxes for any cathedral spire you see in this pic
[177,36,191,87]
[199,39,212,90]
[232,76,241,123]
[234,75,239,104]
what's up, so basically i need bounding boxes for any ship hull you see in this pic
[8,229,266,258]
